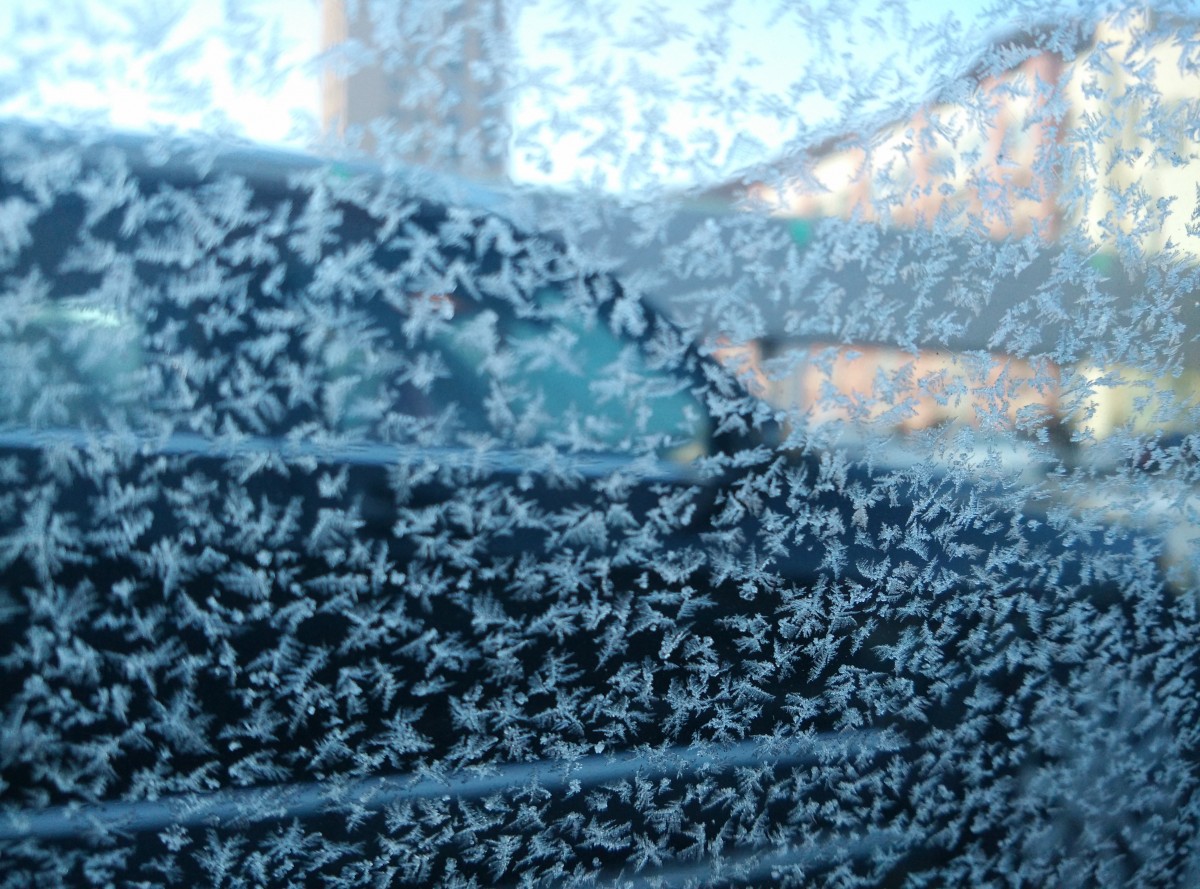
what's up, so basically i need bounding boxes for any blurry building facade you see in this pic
[738,9,1200,446]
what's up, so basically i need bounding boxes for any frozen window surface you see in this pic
[1,3,1198,887]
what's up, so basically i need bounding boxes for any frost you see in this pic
[2,2,1200,887]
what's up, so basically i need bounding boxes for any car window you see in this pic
[0,177,709,462]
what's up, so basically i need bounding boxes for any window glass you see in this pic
[1,3,1198,888]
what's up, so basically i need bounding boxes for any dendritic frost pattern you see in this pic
[1,2,1199,888]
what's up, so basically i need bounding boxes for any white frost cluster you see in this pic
[1,2,1198,887]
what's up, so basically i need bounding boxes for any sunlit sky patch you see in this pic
[0,0,1117,190]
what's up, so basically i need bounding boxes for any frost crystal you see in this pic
[1,2,1199,887]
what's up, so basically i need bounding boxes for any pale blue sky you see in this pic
[0,0,1116,190]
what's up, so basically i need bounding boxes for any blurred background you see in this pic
[4,0,1200,574]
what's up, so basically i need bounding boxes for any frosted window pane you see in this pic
[1,3,1198,887]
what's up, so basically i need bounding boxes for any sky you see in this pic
[509,0,1001,187]
[0,1,320,142]
[0,0,1104,192]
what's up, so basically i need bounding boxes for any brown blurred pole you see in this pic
[319,0,508,180]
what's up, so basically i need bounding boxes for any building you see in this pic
[723,10,1200,444]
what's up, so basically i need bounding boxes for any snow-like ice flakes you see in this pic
[1,2,1199,886]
